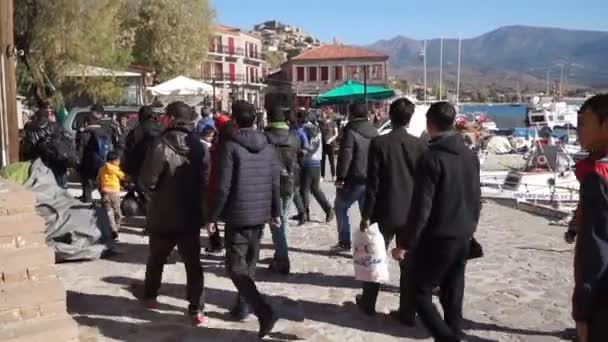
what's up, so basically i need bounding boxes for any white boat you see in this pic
[527,97,578,129]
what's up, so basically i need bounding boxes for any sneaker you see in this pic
[290,214,302,221]
[325,209,335,223]
[143,298,158,310]
[330,242,351,252]
[389,310,416,327]
[205,246,224,254]
[268,258,290,275]
[355,294,376,316]
[111,231,119,241]
[229,302,252,322]
[189,312,208,327]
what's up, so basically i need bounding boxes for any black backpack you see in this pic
[266,131,300,197]
[85,130,114,173]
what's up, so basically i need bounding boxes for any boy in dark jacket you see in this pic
[205,100,280,338]
[393,102,481,342]
[571,94,608,342]
[139,102,209,326]
[334,102,378,250]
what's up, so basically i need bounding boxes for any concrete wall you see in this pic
[0,180,79,341]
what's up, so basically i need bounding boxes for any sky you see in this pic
[212,0,608,44]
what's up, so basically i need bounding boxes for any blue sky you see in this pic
[212,0,608,44]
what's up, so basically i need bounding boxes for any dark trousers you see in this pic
[81,178,95,203]
[321,144,335,179]
[590,305,608,342]
[301,166,332,214]
[412,238,469,342]
[293,185,306,217]
[361,225,415,317]
[225,225,270,317]
[144,232,204,312]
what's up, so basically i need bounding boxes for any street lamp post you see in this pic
[363,65,368,107]
[212,78,216,111]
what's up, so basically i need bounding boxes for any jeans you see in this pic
[301,166,332,214]
[144,232,204,313]
[413,238,470,342]
[360,224,415,317]
[271,195,292,261]
[321,144,336,179]
[334,184,366,244]
[225,225,271,317]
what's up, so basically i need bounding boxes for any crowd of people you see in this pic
[15,93,608,341]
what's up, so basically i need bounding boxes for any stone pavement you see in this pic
[59,182,575,342]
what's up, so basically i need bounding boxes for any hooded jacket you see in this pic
[122,119,163,178]
[336,118,379,185]
[397,132,481,249]
[139,127,209,237]
[209,127,281,227]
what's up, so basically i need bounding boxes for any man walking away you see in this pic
[357,98,427,324]
[334,102,378,250]
[289,110,308,225]
[76,110,114,203]
[264,106,301,275]
[393,102,481,342]
[319,111,338,181]
[572,94,608,342]
[206,100,280,338]
[139,102,209,326]
[122,106,163,206]
[301,120,334,223]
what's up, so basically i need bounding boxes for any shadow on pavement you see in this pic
[463,319,573,340]
[102,276,429,340]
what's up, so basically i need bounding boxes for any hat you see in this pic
[215,114,231,132]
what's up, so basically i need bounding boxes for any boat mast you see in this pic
[423,40,427,103]
[439,37,443,101]
[456,37,461,106]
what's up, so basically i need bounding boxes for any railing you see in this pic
[201,73,265,84]
[208,45,246,57]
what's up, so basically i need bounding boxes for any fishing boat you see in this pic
[526,97,578,129]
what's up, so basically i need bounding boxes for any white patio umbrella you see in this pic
[148,76,213,96]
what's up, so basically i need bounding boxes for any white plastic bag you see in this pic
[352,223,389,283]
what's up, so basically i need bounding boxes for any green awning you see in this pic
[313,80,395,107]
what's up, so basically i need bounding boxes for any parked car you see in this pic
[62,105,163,139]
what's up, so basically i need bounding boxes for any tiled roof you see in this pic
[291,44,387,61]
[215,24,241,35]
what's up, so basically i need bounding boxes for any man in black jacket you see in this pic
[76,112,113,203]
[139,102,209,326]
[264,106,301,275]
[334,102,378,250]
[357,98,427,323]
[393,102,481,342]
[205,100,280,338]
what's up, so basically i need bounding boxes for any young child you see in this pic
[201,126,216,149]
[572,94,608,342]
[97,151,126,240]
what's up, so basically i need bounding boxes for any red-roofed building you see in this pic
[269,44,389,108]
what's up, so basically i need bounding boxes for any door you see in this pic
[229,63,236,82]
[228,37,235,55]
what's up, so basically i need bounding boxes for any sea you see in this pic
[459,104,527,129]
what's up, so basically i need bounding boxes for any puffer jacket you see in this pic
[139,126,209,237]
[208,128,280,227]
[336,118,379,185]
[122,119,163,178]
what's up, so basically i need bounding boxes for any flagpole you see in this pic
[439,37,443,101]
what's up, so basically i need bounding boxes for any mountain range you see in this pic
[367,25,608,92]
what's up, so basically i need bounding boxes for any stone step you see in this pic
[0,278,65,311]
[0,247,56,284]
[0,212,45,236]
[0,315,79,342]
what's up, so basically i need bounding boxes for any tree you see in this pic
[14,0,133,104]
[132,0,213,80]
[265,51,286,70]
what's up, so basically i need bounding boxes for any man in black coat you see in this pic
[357,98,427,324]
[76,111,113,203]
[139,101,209,326]
[334,102,379,250]
[205,100,280,338]
[393,102,481,342]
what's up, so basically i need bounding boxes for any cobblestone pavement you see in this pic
[60,182,575,342]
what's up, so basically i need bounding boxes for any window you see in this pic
[334,66,343,81]
[308,66,318,82]
[215,63,223,79]
[250,67,255,83]
[372,64,383,80]
[348,66,357,80]
[296,67,305,82]
[228,37,235,55]
[229,63,236,82]
[320,66,329,81]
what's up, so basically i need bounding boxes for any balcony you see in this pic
[201,73,264,85]
[208,45,246,57]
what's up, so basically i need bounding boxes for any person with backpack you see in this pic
[21,107,77,188]
[264,106,301,275]
[76,112,114,203]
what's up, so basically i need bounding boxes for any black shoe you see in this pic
[258,305,277,339]
[268,258,290,275]
[111,231,119,241]
[355,294,376,316]
[205,245,224,254]
[389,310,416,327]
[325,209,335,223]
[229,298,251,322]
[290,214,302,221]
[341,241,352,250]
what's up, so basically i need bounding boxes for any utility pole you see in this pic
[0,0,19,165]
